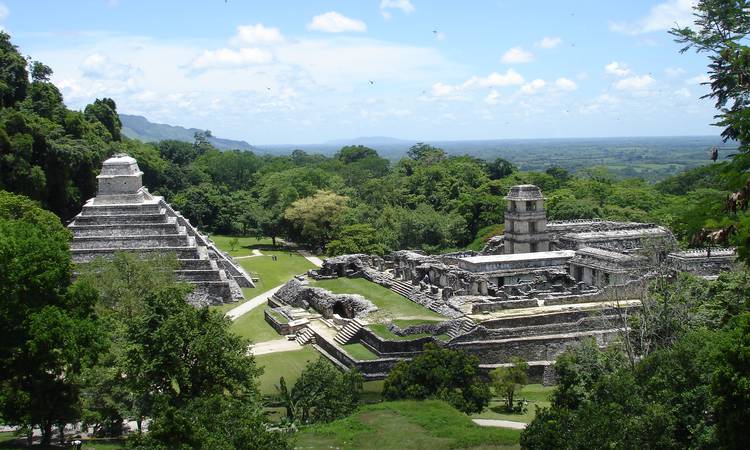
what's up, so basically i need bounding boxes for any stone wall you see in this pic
[275,279,377,318]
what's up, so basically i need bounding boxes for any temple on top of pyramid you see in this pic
[68,154,254,307]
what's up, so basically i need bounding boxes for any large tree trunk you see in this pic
[59,423,66,445]
[41,421,52,446]
[272,236,277,247]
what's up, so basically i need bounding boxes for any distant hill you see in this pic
[119,114,254,151]
[324,136,416,147]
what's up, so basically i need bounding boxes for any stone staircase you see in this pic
[388,278,415,297]
[295,327,316,345]
[446,318,477,340]
[334,318,366,345]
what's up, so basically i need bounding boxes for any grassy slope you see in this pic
[208,235,277,257]
[255,347,321,396]
[311,278,444,320]
[295,400,521,450]
[230,304,281,343]
[342,343,379,360]
[238,250,315,293]
[471,384,554,423]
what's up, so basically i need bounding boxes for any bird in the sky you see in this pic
[369,80,374,85]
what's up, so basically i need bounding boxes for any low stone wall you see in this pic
[449,329,617,364]
[471,298,539,313]
[311,329,404,380]
[455,315,619,342]
[359,327,435,357]
[264,308,307,335]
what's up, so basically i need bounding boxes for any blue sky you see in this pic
[0,0,718,144]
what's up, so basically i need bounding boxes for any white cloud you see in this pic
[307,11,367,33]
[674,87,691,97]
[614,74,654,90]
[380,0,415,16]
[0,3,8,21]
[554,77,577,91]
[520,78,545,94]
[463,69,525,88]
[605,61,632,77]
[81,53,140,79]
[685,74,709,84]
[431,82,456,97]
[665,67,685,77]
[484,90,500,105]
[610,0,696,35]
[230,24,284,46]
[189,47,273,70]
[536,36,562,49]
[501,46,533,64]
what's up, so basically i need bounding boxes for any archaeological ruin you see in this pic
[67,154,254,306]
[265,184,737,382]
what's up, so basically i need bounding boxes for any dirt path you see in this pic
[225,285,284,321]
[471,418,527,429]
[249,338,302,355]
[234,249,264,259]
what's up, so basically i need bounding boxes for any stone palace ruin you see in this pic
[266,184,737,382]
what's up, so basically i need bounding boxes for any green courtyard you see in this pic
[311,277,445,321]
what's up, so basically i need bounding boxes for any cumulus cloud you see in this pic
[380,0,414,19]
[554,77,577,91]
[605,61,632,77]
[81,53,140,79]
[501,46,533,64]
[610,0,696,35]
[484,89,500,105]
[614,74,654,90]
[520,79,545,94]
[189,47,273,70]
[536,36,562,49]
[307,11,367,33]
[463,69,525,88]
[0,3,8,20]
[230,24,284,46]
[685,74,709,84]
[431,82,457,97]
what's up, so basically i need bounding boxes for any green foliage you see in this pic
[382,343,491,414]
[521,269,750,449]
[0,190,105,446]
[284,189,349,249]
[277,358,363,425]
[490,357,528,411]
[327,223,387,256]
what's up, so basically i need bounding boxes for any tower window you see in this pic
[526,200,535,211]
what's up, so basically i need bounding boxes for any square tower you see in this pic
[504,184,550,254]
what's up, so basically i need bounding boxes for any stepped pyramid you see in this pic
[68,154,255,306]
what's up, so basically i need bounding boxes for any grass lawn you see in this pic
[342,343,379,360]
[209,235,280,257]
[471,384,554,424]
[255,347,322,396]
[230,301,281,344]
[295,400,521,449]
[238,250,316,293]
[311,278,444,321]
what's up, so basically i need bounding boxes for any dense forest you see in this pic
[0,31,743,258]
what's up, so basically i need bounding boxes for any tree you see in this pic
[84,98,122,141]
[0,191,105,446]
[487,157,516,180]
[671,0,750,262]
[406,142,446,165]
[326,223,387,256]
[0,31,29,107]
[278,359,363,424]
[490,357,528,412]
[284,190,349,250]
[29,61,53,82]
[382,343,491,414]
